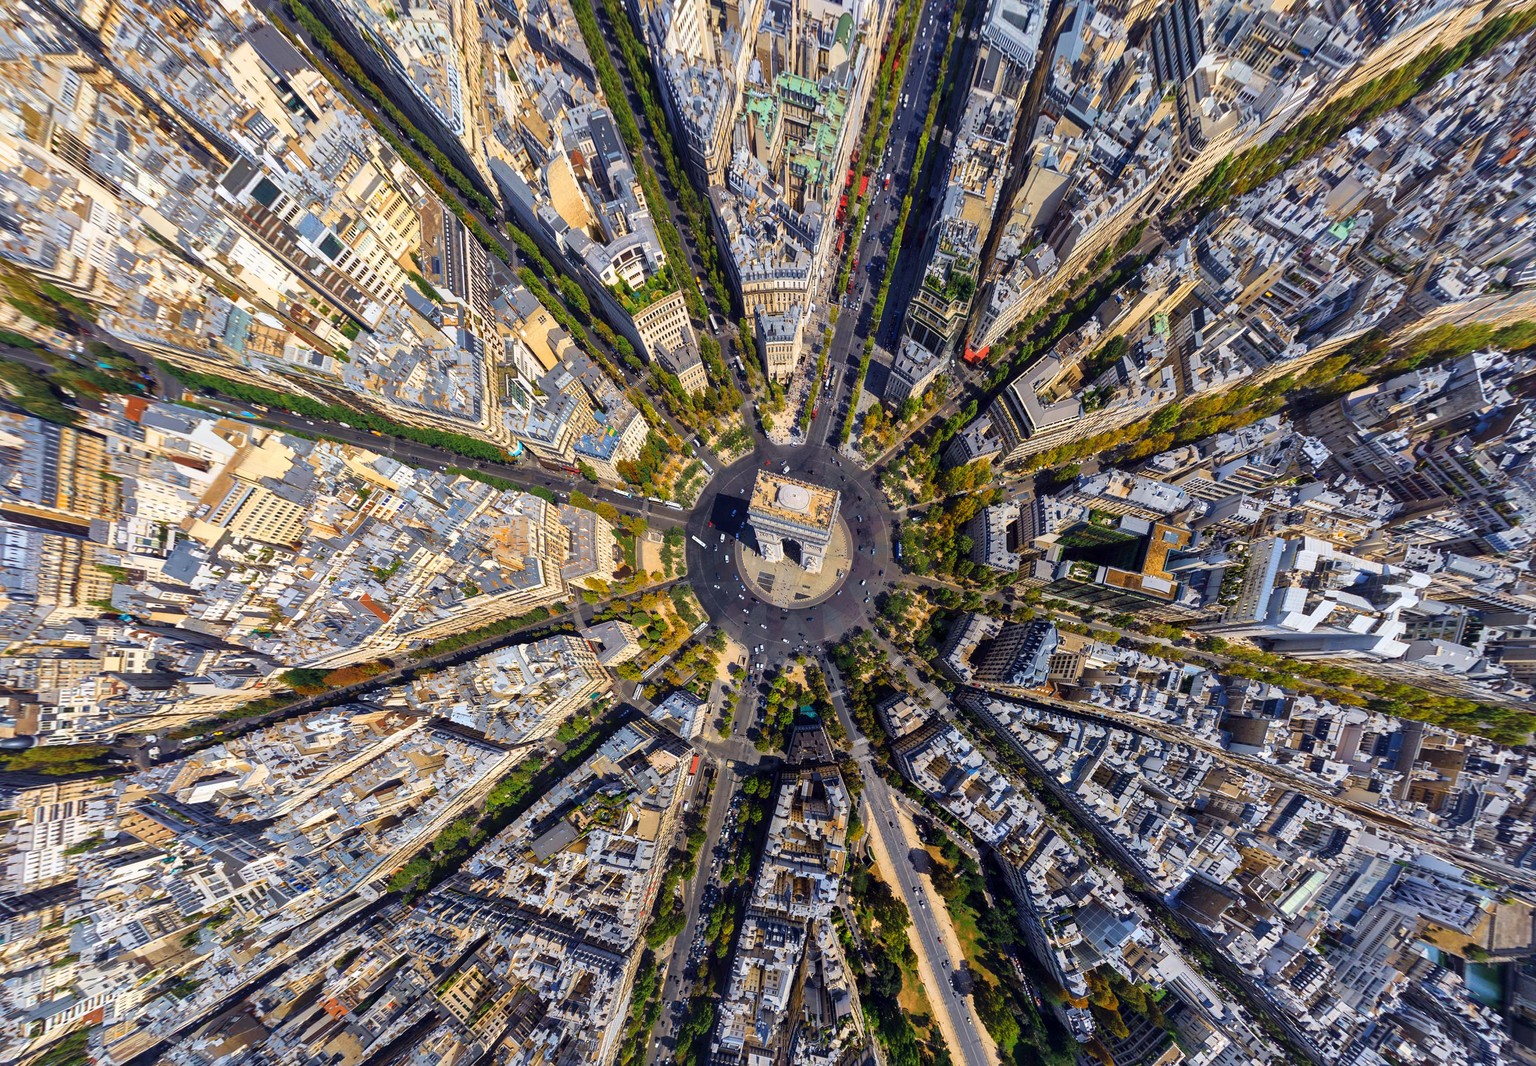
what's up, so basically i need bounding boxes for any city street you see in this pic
[811,0,963,448]
[647,751,736,1064]
[644,681,780,1065]
[111,583,670,769]
[187,395,688,530]
[966,682,1536,891]
[862,772,999,1066]
[818,652,996,1066]
[959,698,1321,1062]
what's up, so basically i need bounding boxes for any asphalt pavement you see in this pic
[812,0,961,448]
[686,441,896,665]
[864,771,996,1066]
[817,650,994,1066]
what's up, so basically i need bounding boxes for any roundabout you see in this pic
[685,441,898,661]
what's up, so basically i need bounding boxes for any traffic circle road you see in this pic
[685,441,897,662]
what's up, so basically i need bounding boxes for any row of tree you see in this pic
[385,714,611,898]
[571,0,724,317]
[847,860,952,1066]
[834,0,923,298]
[983,228,1150,392]
[161,363,510,462]
[866,0,969,336]
[1184,8,1536,216]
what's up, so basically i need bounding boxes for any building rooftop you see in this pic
[749,471,840,533]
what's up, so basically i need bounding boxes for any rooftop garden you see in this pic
[611,259,680,316]
[922,263,976,305]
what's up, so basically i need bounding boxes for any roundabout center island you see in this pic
[738,470,852,609]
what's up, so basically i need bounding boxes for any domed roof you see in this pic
[777,484,812,512]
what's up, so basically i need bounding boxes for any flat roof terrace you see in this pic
[750,470,840,533]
